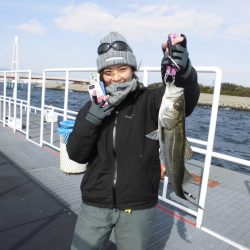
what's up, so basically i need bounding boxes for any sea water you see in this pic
[186,106,250,175]
[1,85,250,175]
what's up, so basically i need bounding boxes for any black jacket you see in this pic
[67,68,200,210]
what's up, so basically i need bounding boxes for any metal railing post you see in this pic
[64,69,69,120]
[50,107,55,144]
[3,72,7,127]
[26,70,31,139]
[196,67,222,228]
[13,71,18,133]
[40,71,46,146]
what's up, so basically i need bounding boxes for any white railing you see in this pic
[0,67,250,231]
[4,97,28,135]
[141,67,249,223]
[0,70,31,138]
[42,104,77,150]
[40,68,95,149]
[141,67,223,221]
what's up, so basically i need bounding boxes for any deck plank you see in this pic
[0,124,249,250]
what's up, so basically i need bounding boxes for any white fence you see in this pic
[0,67,250,232]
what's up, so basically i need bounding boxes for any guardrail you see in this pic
[0,67,250,231]
[0,70,31,138]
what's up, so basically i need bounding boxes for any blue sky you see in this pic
[0,0,250,86]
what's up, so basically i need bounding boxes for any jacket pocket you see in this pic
[80,160,97,191]
[146,157,161,193]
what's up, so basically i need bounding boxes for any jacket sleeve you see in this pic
[66,101,102,164]
[175,66,200,117]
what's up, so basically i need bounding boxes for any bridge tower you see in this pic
[9,36,19,92]
[11,35,19,71]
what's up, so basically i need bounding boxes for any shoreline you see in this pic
[32,82,250,111]
[198,93,250,111]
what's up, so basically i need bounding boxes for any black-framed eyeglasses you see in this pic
[97,41,132,55]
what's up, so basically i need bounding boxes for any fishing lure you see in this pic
[164,33,181,84]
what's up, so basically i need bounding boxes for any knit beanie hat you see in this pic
[96,31,137,72]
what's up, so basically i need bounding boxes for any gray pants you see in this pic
[71,203,156,250]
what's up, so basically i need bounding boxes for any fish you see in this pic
[147,83,192,200]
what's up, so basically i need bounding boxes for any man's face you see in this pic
[102,65,133,86]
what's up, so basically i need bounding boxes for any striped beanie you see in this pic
[96,31,137,73]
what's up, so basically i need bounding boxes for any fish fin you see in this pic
[183,190,196,200]
[184,138,192,161]
[183,191,203,209]
[146,130,159,140]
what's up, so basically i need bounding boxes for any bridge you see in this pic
[0,73,90,85]
[0,36,93,86]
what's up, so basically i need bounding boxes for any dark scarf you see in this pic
[105,78,138,106]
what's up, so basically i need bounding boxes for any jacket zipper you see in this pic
[112,111,118,209]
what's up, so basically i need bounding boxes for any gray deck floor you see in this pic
[0,124,249,250]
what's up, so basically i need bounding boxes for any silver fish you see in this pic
[147,83,192,199]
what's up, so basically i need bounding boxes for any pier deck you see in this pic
[0,125,249,250]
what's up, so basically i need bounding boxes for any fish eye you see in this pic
[173,103,180,110]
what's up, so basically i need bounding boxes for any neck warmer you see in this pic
[105,78,138,106]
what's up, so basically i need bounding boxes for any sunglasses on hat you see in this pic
[97,41,132,55]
